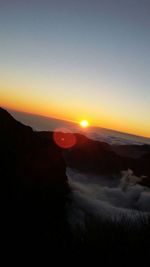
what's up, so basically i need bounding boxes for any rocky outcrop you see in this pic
[0,108,69,250]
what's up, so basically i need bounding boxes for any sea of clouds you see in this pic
[66,168,150,226]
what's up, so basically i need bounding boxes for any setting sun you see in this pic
[80,120,89,128]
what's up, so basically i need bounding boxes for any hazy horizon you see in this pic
[6,107,150,144]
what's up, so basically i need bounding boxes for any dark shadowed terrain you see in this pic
[0,108,70,256]
[63,133,150,185]
[1,107,150,263]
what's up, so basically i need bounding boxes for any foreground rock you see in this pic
[0,108,69,250]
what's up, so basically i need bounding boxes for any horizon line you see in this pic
[2,105,150,140]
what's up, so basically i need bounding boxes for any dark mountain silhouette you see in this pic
[63,133,150,181]
[112,144,150,159]
[0,107,70,253]
[1,107,150,261]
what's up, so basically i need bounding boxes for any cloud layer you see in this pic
[67,168,150,226]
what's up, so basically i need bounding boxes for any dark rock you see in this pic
[0,108,70,251]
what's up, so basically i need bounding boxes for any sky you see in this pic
[0,0,150,137]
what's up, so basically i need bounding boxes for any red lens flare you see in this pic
[53,128,76,149]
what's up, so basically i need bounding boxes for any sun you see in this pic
[80,120,89,128]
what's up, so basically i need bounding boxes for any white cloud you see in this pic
[67,168,150,226]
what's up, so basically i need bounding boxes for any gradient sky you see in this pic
[0,0,150,137]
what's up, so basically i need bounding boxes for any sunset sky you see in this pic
[0,0,150,138]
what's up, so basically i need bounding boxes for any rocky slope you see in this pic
[0,107,69,251]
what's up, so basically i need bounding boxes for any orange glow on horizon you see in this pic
[0,97,150,139]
